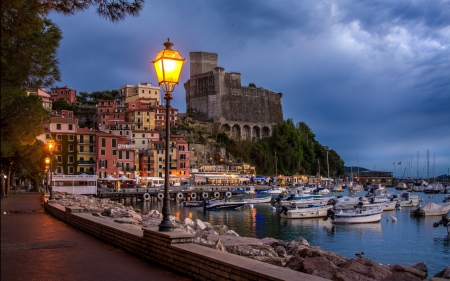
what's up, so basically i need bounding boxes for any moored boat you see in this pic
[205,200,246,210]
[238,196,272,204]
[280,205,333,219]
[324,207,383,224]
[410,202,450,216]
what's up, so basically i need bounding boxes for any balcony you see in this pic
[78,160,95,165]
[118,144,134,149]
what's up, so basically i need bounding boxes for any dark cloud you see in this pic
[49,0,450,176]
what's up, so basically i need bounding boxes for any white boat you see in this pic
[347,182,363,192]
[205,200,246,210]
[324,207,383,224]
[331,184,344,192]
[365,201,397,211]
[410,202,450,216]
[288,197,334,208]
[238,196,272,204]
[395,182,407,190]
[395,192,422,207]
[330,196,369,210]
[280,205,333,219]
[259,186,286,195]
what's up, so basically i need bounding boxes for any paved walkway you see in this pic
[1,192,193,281]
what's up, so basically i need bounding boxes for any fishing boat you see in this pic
[323,207,383,224]
[205,200,246,211]
[410,202,450,216]
[280,205,333,219]
[394,192,422,207]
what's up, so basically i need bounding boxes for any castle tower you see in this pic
[190,52,218,77]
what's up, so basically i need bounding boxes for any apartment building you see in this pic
[118,82,161,107]
[76,128,96,175]
[26,88,52,111]
[50,86,77,105]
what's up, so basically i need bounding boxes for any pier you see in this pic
[96,185,267,202]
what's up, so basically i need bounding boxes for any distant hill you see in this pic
[344,166,369,173]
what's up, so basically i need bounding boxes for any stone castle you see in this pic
[184,52,283,141]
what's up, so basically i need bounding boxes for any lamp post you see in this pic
[151,39,185,231]
[45,157,50,193]
[47,139,55,200]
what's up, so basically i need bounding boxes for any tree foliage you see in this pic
[52,98,70,110]
[224,119,345,177]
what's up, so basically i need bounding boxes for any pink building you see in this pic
[50,86,77,105]
[26,88,52,111]
[96,131,120,179]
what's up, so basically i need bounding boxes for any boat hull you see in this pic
[280,206,333,219]
[332,209,383,224]
[206,202,246,210]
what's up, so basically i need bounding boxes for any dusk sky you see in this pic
[49,0,450,178]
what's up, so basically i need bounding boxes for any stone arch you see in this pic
[252,126,261,140]
[231,124,241,139]
[242,125,251,141]
[220,124,231,136]
[262,126,270,138]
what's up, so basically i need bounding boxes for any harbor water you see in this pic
[128,190,449,276]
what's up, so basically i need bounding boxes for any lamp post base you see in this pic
[158,219,174,232]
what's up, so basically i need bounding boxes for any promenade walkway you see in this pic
[1,192,193,281]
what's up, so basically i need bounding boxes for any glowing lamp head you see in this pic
[47,139,55,152]
[151,39,185,93]
[45,157,51,165]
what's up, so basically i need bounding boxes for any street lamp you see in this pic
[45,157,50,193]
[47,139,55,200]
[152,38,185,231]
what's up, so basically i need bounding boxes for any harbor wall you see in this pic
[44,201,327,281]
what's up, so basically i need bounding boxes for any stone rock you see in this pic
[261,237,286,249]
[292,246,348,267]
[284,250,305,271]
[215,239,227,252]
[223,230,239,237]
[285,238,310,255]
[410,261,427,278]
[380,272,423,281]
[390,264,427,279]
[275,245,287,258]
[226,244,279,258]
[301,256,374,281]
[183,217,194,228]
[434,266,450,279]
[212,224,229,234]
[342,259,392,280]
[194,219,207,231]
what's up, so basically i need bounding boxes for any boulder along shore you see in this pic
[50,192,450,281]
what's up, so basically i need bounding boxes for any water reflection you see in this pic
[128,193,449,276]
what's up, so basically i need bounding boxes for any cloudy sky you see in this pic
[49,0,450,178]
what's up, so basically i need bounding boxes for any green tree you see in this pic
[52,98,70,110]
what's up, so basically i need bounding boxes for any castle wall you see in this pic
[185,52,284,139]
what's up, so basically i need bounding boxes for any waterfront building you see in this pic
[359,170,393,187]
[50,86,77,105]
[26,88,52,111]
[76,128,96,175]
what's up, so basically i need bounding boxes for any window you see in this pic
[69,135,74,141]
[56,124,61,130]
[68,156,74,163]
[68,166,74,174]
[57,167,62,173]
[68,124,73,130]
[112,150,116,156]
[118,151,122,159]
[56,134,62,140]
[126,151,129,159]
[79,146,84,152]
[57,144,62,151]
[142,90,144,93]
[57,155,62,162]
[142,140,145,144]
[142,134,145,138]
[101,138,106,147]
[112,139,116,147]
[68,144,74,152]
[101,150,105,155]
[159,165,162,169]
